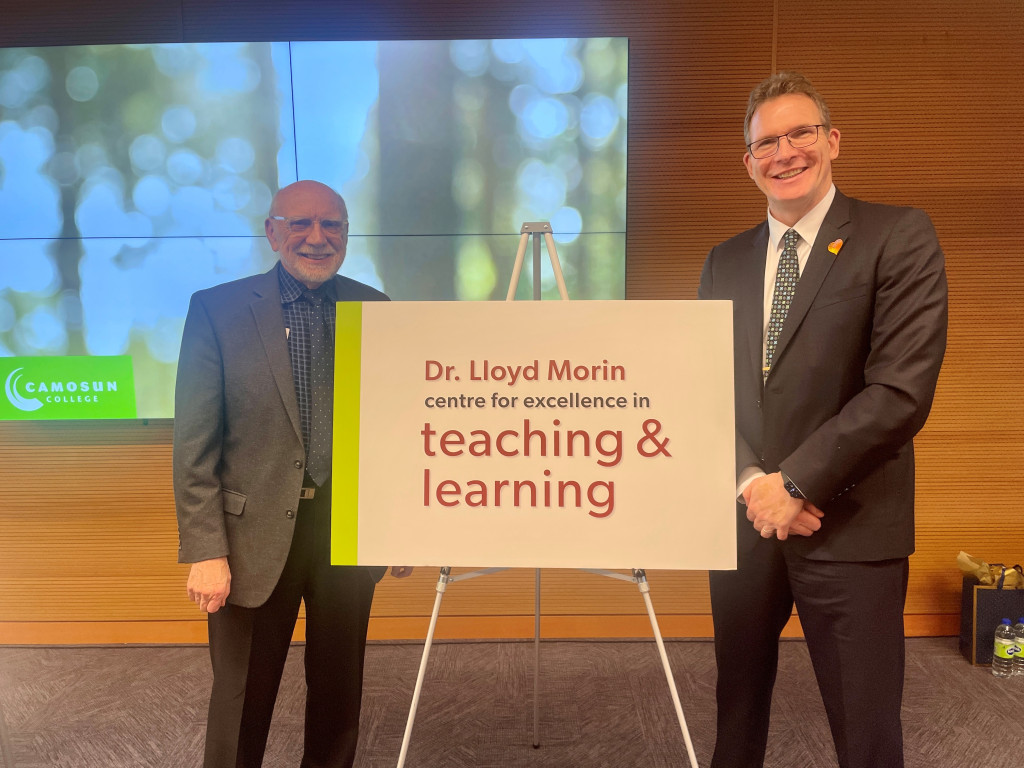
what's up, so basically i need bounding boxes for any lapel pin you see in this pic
[827,239,844,255]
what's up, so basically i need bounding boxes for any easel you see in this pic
[395,223,700,768]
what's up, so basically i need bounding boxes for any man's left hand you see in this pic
[390,566,414,578]
[744,472,805,540]
[789,502,824,537]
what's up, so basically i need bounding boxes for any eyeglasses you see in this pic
[269,216,349,236]
[746,125,824,159]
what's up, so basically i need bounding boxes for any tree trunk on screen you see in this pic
[376,41,457,300]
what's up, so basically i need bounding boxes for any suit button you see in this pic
[294,460,303,469]
[285,510,295,519]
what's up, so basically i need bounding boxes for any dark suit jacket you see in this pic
[173,265,388,607]
[698,191,947,562]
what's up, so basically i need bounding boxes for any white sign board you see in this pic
[331,300,736,570]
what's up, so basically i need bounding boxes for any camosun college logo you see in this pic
[4,367,43,412]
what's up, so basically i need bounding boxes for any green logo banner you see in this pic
[0,356,137,420]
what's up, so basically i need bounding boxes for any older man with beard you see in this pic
[174,180,412,768]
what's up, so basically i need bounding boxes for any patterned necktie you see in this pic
[764,228,800,380]
[304,289,333,486]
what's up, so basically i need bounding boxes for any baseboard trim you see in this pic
[0,613,960,645]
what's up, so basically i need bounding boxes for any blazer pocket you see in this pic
[811,282,870,309]
[222,489,247,516]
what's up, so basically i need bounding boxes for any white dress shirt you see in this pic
[737,184,837,500]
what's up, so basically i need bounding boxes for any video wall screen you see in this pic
[0,38,627,419]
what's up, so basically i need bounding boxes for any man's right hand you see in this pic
[187,557,231,613]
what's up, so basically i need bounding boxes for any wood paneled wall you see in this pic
[1,0,1021,644]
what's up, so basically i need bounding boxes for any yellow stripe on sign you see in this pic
[332,302,362,565]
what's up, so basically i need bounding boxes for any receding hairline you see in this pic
[269,180,347,218]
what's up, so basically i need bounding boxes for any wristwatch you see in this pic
[781,472,805,499]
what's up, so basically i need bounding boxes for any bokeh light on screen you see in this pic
[0,122,62,239]
[0,38,626,418]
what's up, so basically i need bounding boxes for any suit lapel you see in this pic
[743,224,769,389]
[769,192,852,373]
[249,268,303,444]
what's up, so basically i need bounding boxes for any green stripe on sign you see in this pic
[332,302,363,565]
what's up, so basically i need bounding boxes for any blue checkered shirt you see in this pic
[278,264,337,460]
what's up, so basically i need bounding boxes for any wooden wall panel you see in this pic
[0,0,1021,644]
[769,0,1024,620]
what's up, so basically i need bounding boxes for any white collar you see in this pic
[767,184,837,250]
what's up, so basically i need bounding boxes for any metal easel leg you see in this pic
[505,232,531,301]
[396,566,451,768]
[633,569,700,768]
[542,231,570,300]
[506,223,570,302]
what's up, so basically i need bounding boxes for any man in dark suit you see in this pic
[174,180,412,768]
[698,73,947,768]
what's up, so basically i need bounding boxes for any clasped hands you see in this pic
[743,472,824,540]
[187,558,415,613]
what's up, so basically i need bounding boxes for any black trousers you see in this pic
[709,539,909,768]
[203,479,377,768]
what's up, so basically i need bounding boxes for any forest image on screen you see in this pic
[0,39,627,419]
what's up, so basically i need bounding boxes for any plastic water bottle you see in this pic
[992,618,1016,677]
[1013,617,1024,676]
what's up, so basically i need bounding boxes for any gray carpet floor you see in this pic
[0,637,1019,767]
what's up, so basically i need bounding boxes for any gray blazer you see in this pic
[173,265,388,607]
